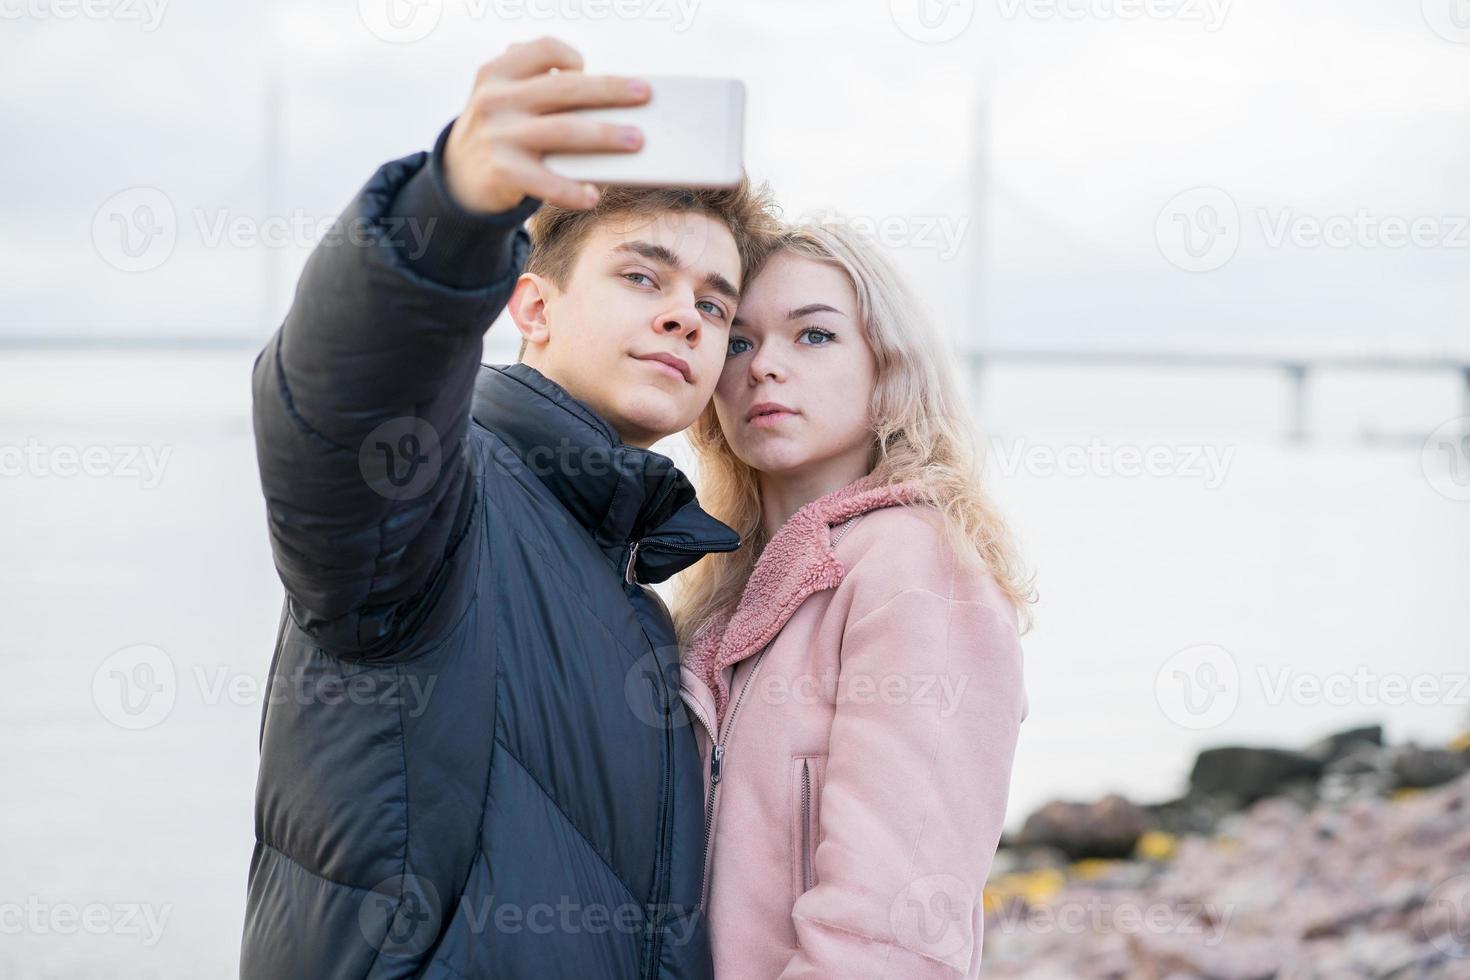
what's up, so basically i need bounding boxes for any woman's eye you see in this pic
[726,337,751,357]
[799,327,835,345]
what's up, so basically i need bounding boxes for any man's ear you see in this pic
[507,272,555,351]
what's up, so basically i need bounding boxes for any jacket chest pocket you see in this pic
[790,753,827,909]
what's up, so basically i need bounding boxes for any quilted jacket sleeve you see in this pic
[251,120,538,658]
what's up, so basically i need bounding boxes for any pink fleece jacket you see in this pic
[679,473,1029,979]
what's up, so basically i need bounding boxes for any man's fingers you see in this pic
[503,161,601,211]
[479,36,584,82]
[510,114,643,154]
[515,72,651,115]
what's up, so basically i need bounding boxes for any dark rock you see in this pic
[1189,746,1325,803]
[1391,744,1470,790]
[1017,794,1154,859]
[1146,788,1236,838]
[1303,724,1384,764]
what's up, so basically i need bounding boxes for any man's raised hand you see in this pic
[443,37,650,213]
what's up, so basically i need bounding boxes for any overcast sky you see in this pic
[3,0,1468,358]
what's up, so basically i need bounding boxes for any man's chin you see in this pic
[611,390,700,447]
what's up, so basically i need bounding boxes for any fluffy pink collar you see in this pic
[682,472,928,726]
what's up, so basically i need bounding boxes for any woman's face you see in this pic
[713,251,878,481]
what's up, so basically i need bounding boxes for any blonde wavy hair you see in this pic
[673,220,1036,645]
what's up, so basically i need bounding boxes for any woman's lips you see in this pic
[746,402,799,427]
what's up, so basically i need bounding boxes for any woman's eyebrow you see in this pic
[787,303,845,319]
[731,302,846,329]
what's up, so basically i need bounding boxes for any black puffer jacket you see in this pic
[241,126,737,979]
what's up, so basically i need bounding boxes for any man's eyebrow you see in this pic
[612,239,740,305]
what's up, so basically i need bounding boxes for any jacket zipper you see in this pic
[687,643,771,911]
[685,516,861,914]
[644,635,675,980]
[799,759,813,892]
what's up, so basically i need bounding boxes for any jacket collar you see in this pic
[470,362,740,584]
[682,472,928,725]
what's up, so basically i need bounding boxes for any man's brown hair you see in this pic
[518,175,782,360]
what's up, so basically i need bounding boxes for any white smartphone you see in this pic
[544,76,745,189]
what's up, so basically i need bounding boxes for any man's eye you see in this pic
[622,272,652,286]
[726,338,751,356]
[799,327,836,345]
[698,300,727,319]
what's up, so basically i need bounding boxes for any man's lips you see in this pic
[633,352,693,384]
[746,402,799,424]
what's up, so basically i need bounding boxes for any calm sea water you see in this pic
[3,350,1466,978]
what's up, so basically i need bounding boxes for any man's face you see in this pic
[516,210,742,448]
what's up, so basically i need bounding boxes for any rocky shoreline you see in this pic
[981,726,1470,978]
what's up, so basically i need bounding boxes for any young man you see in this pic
[241,38,777,979]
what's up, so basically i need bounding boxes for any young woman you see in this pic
[675,221,1034,978]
